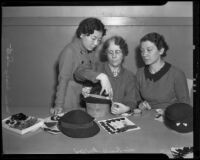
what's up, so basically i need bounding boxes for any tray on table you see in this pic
[2,114,44,135]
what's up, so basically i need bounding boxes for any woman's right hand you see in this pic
[50,107,63,115]
[111,102,130,115]
[138,101,151,110]
[96,73,113,98]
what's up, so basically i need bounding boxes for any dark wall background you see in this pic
[2,17,193,113]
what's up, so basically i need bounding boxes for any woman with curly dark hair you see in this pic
[136,32,190,111]
[50,17,113,115]
[74,36,138,115]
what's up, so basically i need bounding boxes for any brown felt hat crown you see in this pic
[58,110,100,138]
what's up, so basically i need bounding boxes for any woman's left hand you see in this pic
[111,102,130,115]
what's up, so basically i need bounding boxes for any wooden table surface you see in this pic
[2,107,193,157]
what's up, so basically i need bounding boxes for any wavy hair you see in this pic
[76,17,106,38]
[100,36,128,61]
[140,32,169,57]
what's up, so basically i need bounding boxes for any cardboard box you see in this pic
[2,116,44,135]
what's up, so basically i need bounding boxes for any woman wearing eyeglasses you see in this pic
[74,36,138,115]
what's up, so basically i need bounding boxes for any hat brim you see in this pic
[84,97,111,104]
[164,116,193,133]
[58,121,100,138]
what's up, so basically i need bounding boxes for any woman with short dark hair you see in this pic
[136,32,190,110]
[50,17,112,115]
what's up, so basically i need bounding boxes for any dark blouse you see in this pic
[136,62,190,109]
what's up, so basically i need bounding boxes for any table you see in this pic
[2,107,193,158]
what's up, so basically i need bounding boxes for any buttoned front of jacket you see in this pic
[55,37,96,111]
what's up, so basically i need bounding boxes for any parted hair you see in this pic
[140,32,169,57]
[76,18,106,38]
[100,36,129,61]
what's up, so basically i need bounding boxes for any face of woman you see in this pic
[140,40,164,65]
[80,30,103,51]
[107,41,124,68]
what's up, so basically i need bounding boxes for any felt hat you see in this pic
[83,82,112,104]
[58,110,100,138]
[164,103,193,133]
[82,83,112,118]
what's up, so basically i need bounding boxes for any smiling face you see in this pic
[140,40,164,65]
[107,40,124,68]
[80,30,103,51]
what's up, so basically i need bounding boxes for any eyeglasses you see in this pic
[107,50,123,56]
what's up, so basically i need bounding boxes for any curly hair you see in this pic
[100,36,129,61]
[140,32,169,57]
[76,17,106,38]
